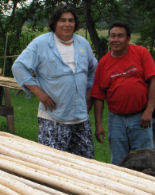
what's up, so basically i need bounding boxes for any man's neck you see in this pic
[111,47,129,58]
[54,34,73,45]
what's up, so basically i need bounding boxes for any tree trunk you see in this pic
[84,0,107,60]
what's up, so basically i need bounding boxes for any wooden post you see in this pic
[0,86,14,132]
[0,87,3,105]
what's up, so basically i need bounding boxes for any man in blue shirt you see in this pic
[12,5,97,158]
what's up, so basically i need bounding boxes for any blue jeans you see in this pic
[153,119,155,149]
[108,112,153,165]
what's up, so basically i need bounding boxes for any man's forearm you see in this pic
[26,85,42,97]
[146,77,155,114]
[86,88,93,112]
[94,98,104,126]
[86,88,92,100]
[26,85,56,111]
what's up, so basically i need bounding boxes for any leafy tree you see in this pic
[0,0,120,75]
[0,0,42,75]
[117,0,155,57]
[0,0,60,76]
[82,0,121,59]
[133,0,155,56]
[0,0,154,76]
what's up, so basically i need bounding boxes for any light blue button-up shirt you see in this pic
[12,32,97,122]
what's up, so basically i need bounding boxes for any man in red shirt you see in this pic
[91,22,155,165]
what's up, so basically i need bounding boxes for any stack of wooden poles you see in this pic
[0,76,21,89]
[0,131,155,195]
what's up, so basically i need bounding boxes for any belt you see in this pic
[114,108,145,117]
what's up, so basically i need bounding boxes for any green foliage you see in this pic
[0,89,38,141]
[0,120,7,131]
[136,21,155,57]
[0,0,47,76]
[133,0,155,57]
[0,0,154,75]
[118,0,155,57]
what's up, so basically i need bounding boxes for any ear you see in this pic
[127,36,130,41]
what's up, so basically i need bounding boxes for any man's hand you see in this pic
[95,124,105,143]
[35,89,56,111]
[26,85,56,111]
[93,98,105,142]
[141,76,155,128]
[140,109,152,128]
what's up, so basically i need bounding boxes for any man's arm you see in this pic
[26,85,56,111]
[94,98,105,143]
[87,41,98,89]
[141,76,155,128]
[86,46,97,113]
[86,88,94,113]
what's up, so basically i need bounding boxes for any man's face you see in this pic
[55,12,75,41]
[109,27,130,54]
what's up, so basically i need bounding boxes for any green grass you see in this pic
[0,89,110,163]
[90,103,110,163]
[0,89,38,141]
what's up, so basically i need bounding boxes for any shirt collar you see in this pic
[48,32,78,48]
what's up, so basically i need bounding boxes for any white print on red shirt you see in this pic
[110,65,138,79]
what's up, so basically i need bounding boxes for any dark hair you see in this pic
[48,5,79,32]
[119,149,155,177]
[108,21,131,38]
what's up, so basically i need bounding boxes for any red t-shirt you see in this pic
[91,45,155,114]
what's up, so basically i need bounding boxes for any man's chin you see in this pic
[112,48,121,52]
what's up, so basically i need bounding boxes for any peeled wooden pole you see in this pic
[1,131,154,183]
[0,76,21,89]
[0,154,123,195]
[1,154,109,194]
[0,138,155,193]
[0,183,19,195]
[1,132,155,182]
[0,173,49,195]
[0,132,155,195]
[0,156,112,195]
[0,136,155,195]
[0,169,67,195]
[0,143,150,195]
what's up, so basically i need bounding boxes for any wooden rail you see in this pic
[0,76,21,89]
[0,76,21,132]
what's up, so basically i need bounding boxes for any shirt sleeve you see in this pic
[141,47,155,80]
[12,40,39,96]
[87,44,98,89]
[91,59,105,100]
